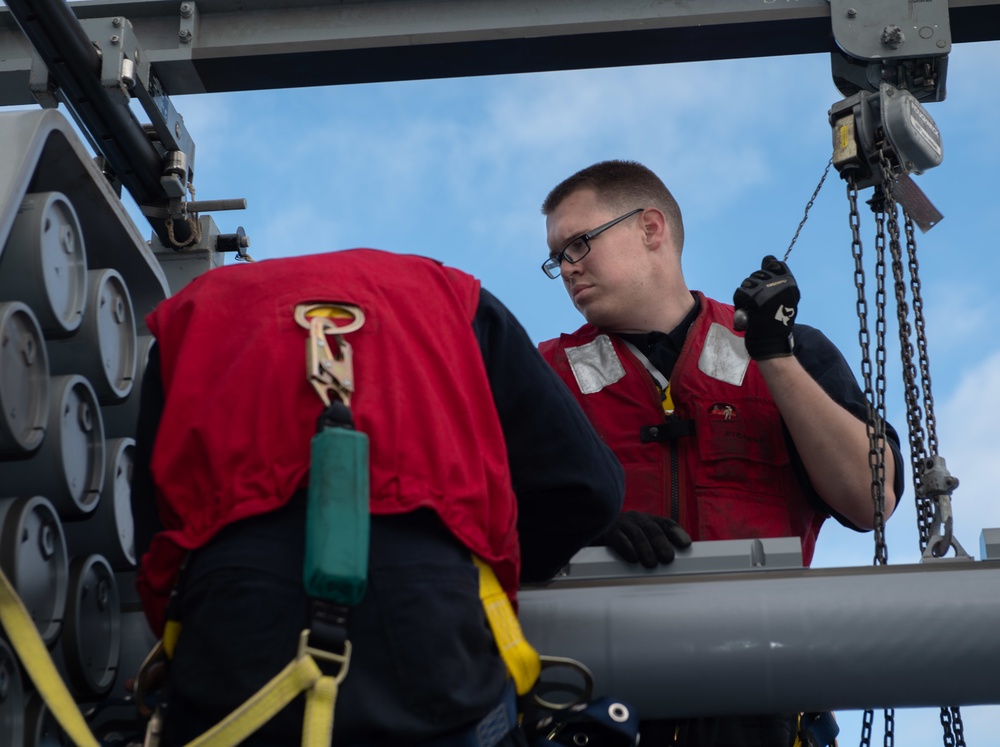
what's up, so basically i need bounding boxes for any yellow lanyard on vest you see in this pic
[661,383,675,414]
[622,339,675,414]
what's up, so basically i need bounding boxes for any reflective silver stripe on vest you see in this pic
[565,334,626,394]
[697,322,750,387]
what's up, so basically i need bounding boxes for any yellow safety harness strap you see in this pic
[302,675,338,747]
[183,651,324,747]
[1,552,529,747]
[163,618,182,659]
[2,564,341,747]
[473,556,541,696]
[0,567,101,747]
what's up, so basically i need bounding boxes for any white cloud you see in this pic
[933,348,1000,550]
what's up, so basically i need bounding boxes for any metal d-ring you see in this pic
[294,302,366,334]
[532,655,595,711]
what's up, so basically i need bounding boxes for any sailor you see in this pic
[537,160,905,746]
[131,248,624,746]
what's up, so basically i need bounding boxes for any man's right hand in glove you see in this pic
[596,511,692,568]
[733,255,800,360]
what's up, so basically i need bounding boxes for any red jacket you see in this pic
[139,249,520,633]
[539,293,825,565]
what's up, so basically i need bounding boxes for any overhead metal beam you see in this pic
[2,0,999,104]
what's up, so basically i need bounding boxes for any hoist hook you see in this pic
[918,456,971,560]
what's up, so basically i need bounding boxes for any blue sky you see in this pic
[148,40,1000,742]
[164,43,1000,562]
[8,27,997,743]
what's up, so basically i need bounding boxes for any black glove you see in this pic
[597,511,692,568]
[733,255,800,360]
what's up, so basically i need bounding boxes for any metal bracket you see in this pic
[77,17,196,165]
[27,53,58,109]
[829,0,951,102]
[830,0,951,62]
[33,9,243,248]
[549,537,804,583]
[178,2,199,48]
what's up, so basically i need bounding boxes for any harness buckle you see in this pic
[295,303,365,407]
[298,629,352,687]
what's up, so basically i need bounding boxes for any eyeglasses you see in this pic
[541,208,645,279]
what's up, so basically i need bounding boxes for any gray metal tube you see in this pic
[4,0,187,247]
[519,562,1000,718]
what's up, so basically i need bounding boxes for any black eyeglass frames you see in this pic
[541,208,645,279]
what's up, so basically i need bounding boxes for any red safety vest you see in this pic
[139,249,520,633]
[539,293,824,565]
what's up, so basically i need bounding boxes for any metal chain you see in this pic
[784,158,834,261]
[871,177,892,744]
[876,152,968,747]
[940,707,956,747]
[851,175,891,747]
[861,708,874,747]
[899,211,937,550]
[848,179,889,564]
[877,153,933,551]
[951,706,967,747]
[872,190,889,565]
[905,214,938,454]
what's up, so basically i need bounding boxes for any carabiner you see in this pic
[295,303,364,407]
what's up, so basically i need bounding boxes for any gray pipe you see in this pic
[519,548,1000,718]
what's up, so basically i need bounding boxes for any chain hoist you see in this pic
[824,76,973,746]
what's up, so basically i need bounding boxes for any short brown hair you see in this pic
[541,160,685,251]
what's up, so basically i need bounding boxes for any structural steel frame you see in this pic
[2,0,999,104]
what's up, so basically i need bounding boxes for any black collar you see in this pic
[617,293,700,378]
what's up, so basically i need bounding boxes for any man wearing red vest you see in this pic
[131,248,624,747]
[537,161,904,746]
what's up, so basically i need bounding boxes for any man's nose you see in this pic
[560,258,582,281]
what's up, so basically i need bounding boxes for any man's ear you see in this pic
[640,207,668,249]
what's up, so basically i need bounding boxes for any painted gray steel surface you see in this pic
[520,559,1000,718]
[2,1,999,102]
[0,109,168,742]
